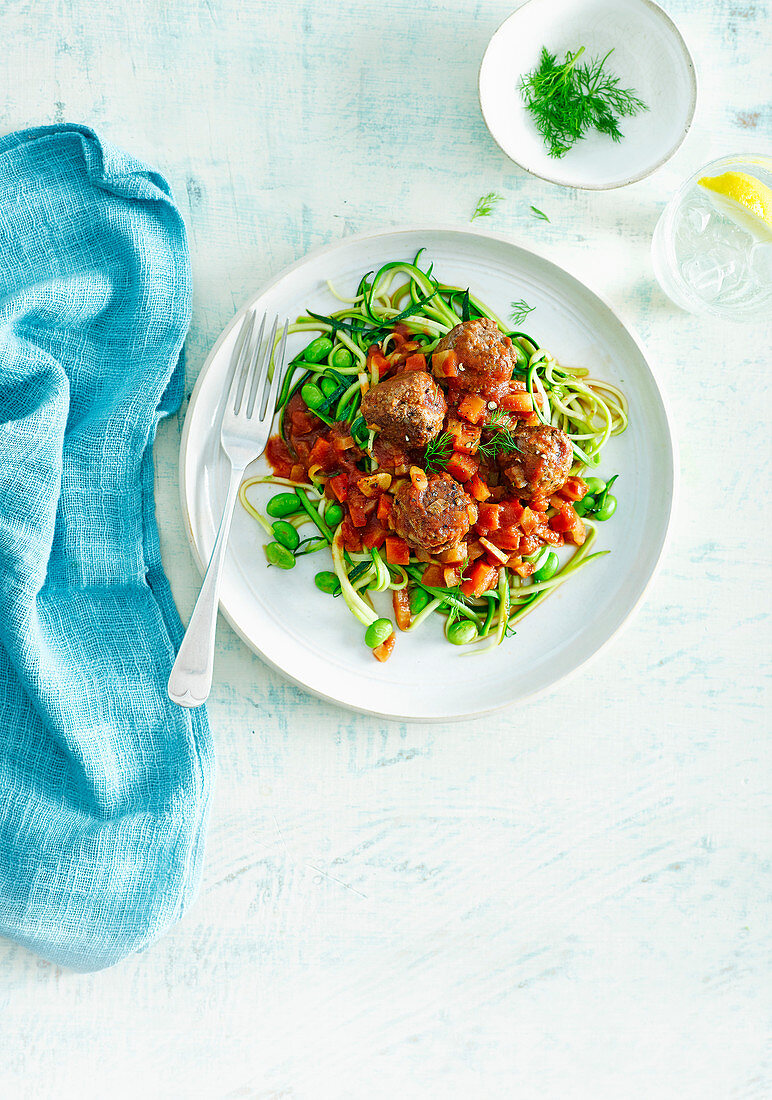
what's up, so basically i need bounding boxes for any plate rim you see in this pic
[178,224,679,720]
[477,0,698,191]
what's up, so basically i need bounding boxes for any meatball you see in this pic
[392,473,474,554]
[361,370,446,448]
[502,424,573,499]
[434,318,517,394]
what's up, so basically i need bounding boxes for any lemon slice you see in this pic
[698,171,772,241]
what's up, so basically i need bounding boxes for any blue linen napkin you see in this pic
[0,125,213,971]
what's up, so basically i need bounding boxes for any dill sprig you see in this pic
[530,206,550,222]
[476,429,521,461]
[471,192,503,220]
[520,46,647,159]
[510,299,535,325]
[424,431,453,473]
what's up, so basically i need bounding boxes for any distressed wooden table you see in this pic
[1,1,770,1097]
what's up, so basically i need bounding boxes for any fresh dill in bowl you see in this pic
[520,46,647,159]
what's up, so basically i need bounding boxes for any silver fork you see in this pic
[168,311,289,707]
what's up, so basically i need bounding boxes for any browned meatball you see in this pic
[361,371,446,448]
[392,473,475,554]
[502,424,573,499]
[434,318,517,395]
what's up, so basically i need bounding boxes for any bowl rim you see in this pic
[478,0,698,191]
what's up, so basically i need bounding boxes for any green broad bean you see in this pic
[300,382,324,409]
[594,494,617,521]
[584,477,606,496]
[447,620,478,646]
[304,336,334,363]
[573,495,595,517]
[265,542,295,569]
[533,551,559,582]
[365,618,393,649]
[320,376,338,398]
[314,570,341,595]
[331,347,353,369]
[324,502,344,527]
[271,520,300,551]
[266,492,302,518]
[409,588,431,614]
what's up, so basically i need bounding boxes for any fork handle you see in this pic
[168,464,244,707]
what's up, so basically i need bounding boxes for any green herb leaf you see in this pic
[510,299,535,325]
[520,46,647,159]
[471,192,503,220]
[530,206,550,222]
[424,431,453,473]
[476,428,522,461]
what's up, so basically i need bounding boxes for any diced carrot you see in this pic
[348,492,369,528]
[476,502,503,533]
[500,391,533,414]
[376,494,393,523]
[432,348,459,378]
[373,632,396,662]
[530,492,549,513]
[558,476,588,502]
[340,517,363,552]
[467,474,491,502]
[329,474,348,502]
[385,536,410,565]
[499,499,524,525]
[367,345,390,379]
[460,560,498,598]
[447,418,481,455]
[457,393,487,426]
[361,517,387,549]
[446,452,479,482]
[421,563,445,587]
[393,588,411,631]
[404,352,427,372]
[549,499,578,534]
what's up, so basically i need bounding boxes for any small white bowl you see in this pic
[479,0,697,190]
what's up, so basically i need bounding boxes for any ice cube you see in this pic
[681,254,726,300]
[750,243,772,286]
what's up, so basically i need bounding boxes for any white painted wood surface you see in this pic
[1,1,770,1096]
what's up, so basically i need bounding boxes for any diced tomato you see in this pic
[376,494,393,523]
[432,348,459,378]
[361,517,387,549]
[530,492,549,513]
[491,527,521,551]
[476,502,503,533]
[348,491,370,528]
[558,476,588,502]
[467,474,491,502]
[308,436,335,470]
[265,435,294,478]
[289,463,306,483]
[404,352,426,372]
[460,560,498,598]
[329,474,348,502]
[500,391,533,414]
[290,408,318,434]
[447,418,481,455]
[499,499,524,526]
[393,589,411,631]
[549,499,578,534]
[457,393,487,425]
[340,517,363,552]
[420,563,445,587]
[385,536,410,565]
[446,452,479,483]
[373,631,396,662]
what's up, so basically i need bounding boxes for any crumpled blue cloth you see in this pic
[0,125,213,971]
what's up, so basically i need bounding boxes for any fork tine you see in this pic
[227,310,256,414]
[246,315,276,419]
[241,313,267,418]
[261,318,289,422]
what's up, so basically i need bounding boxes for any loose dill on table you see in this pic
[471,192,503,220]
[519,46,647,159]
[510,299,535,325]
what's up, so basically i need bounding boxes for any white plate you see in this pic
[180,227,675,720]
[479,0,697,190]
